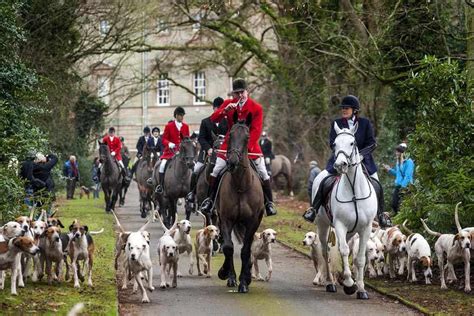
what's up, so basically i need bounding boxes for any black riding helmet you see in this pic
[174,106,186,117]
[338,95,360,111]
[108,127,116,133]
[152,127,160,134]
[143,126,151,134]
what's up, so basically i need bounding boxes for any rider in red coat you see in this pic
[200,78,277,217]
[149,106,190,192]
[102,127,129,180]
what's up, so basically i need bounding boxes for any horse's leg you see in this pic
[334,221,356,295]
[285,173,294,197]
[217,221,236,287]
[317,222,335,292]
[355,225,371,299]
[104,189,110,213]
[238,221,259,293]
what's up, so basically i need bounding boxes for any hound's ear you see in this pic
[13,238,22,247]
[351,122,358,135]
[50,211,57,218]
[453,234,460,246]
[334,122,342,134]
[232,110,238,124]
[57,220,64,228]
[83,225,89,232]
[245,113,252,126]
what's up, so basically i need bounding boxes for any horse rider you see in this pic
[130,126,151,177]
[260,131,275,176]
[102,127,130,181]
[200,78,277,217]
[186,96,228,207]
[302,95,388,227]
[148,106,190,193]
[146,127,163,159]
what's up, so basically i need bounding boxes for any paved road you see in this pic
[116,183,418,316]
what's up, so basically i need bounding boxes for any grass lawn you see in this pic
[0,195,117,315]
[263,199,474,316]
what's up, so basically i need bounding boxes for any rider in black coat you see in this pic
[259,132,274,176]
[131,126,151,177]
[186,97,228,205]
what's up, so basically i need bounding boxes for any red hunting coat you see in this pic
[102,135,122,161]
[161,120,190,160]
[210,97,263,160]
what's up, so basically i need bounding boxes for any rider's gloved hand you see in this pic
[169,143,176,149]
[111,151,116,156]
[207,148,213,156]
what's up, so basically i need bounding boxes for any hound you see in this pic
[402,220,432,284]
[68,221,103,288]
[79,186,91,199]
[251,228,276,281]
[1,221,24,240]
[168,219,194,277]
[421,203,471,292]
[0,236,39,295]
[302,231,340,285]
[454,203,474,251]
[368,230,385,277]
[195,211,218,278]
[39,226,66,284]
[348,233,380,279]
[46,211,65,228]
[157,234,179,289]
[382,226,407,278]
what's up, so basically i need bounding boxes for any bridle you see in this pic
[227,123,249,171]
[334,132,359,167]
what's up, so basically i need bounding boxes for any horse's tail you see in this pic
[233,223,246,244]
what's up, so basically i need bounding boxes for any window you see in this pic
[192,13,201,31]
[157,73,170,106]
[97,76,110,105]
[99,20,110,36]
[193,71,206,105]
[157,19,170,34]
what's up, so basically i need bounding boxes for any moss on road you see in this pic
[0,196,117,315]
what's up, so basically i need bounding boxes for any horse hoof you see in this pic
[326,284,337,293]
[343,284,357,295]
[357,292,369,300]
[218,267,229,281]
[227,278,237,287]
[238,283,249,293]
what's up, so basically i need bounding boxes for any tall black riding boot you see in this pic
[200,176,218,216]
[155,172,165,194]
[302,175,334,223]
[262,179,277,216]
[186,172,199,204]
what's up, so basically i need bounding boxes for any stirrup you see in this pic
[146,178,153,185]
[186,192,194,203]
[200,198,213,215]
[303,207,317,223]
[155,185,163,194]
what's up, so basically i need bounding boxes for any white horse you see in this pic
[313,122,377,299]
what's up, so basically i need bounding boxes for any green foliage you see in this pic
[395,58,474,233]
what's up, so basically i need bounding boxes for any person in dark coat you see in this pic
[146,127,163,159]
[303,95,388,227]
[19,151,45,207]
[186,97,228,205]
[33,153,58,213]
[92,157,100,199]
[259,131,274,176]
[131,126,151,178]
[63,155,79,199]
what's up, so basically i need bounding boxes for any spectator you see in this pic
[63,155,79,199]
[32,153,58,214]
[382,143,415,215]
[92,157,100,199]
[19,150,45,208]
[307,160,321,203]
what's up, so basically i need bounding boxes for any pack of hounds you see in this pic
[0,209,103,295]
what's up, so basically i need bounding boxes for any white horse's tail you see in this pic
[420,219,441,237]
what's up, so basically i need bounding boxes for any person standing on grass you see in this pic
[63,155,79,200]
[382,143,415,215]
[92,157,101,199]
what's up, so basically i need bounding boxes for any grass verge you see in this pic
[262,199,474,316]
[0,195,117,315]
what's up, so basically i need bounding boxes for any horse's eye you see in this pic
[350,142,354,146]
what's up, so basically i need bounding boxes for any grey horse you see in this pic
[136,145,157,218]
[154,137,195,228]
[271,154,294,196]
[98,141,123,213]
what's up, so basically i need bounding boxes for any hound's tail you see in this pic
[196,211,207,227]
[111,210,125,233]
[454,202,463,233]
[420,219,441,237]
[401,220,414,235]
[89,228,104,235]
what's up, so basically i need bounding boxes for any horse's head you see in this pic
[227,113,251,172]
[333,122,359,174]
[98,140,110,163]
[179,137,196,169]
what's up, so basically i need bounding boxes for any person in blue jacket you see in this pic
[303,95,388,227]
[382,143,414,215]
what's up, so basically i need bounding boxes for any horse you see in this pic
[270,154,294,196]
[157,137,196,228]
[216,114,265,293]
[98,141,123,213]
[314,122,377,299]
[119,153,131,206]
[136,145,157,218]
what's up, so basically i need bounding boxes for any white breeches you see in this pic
[265,157,271,165]
[117,160,125,169]
[159,159,167,173]
[193,161,205,173]
[211,157,270,180]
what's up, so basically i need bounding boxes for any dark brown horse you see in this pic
[98,141,122,213]
[216,114,265,293]
[136,145,157,218]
